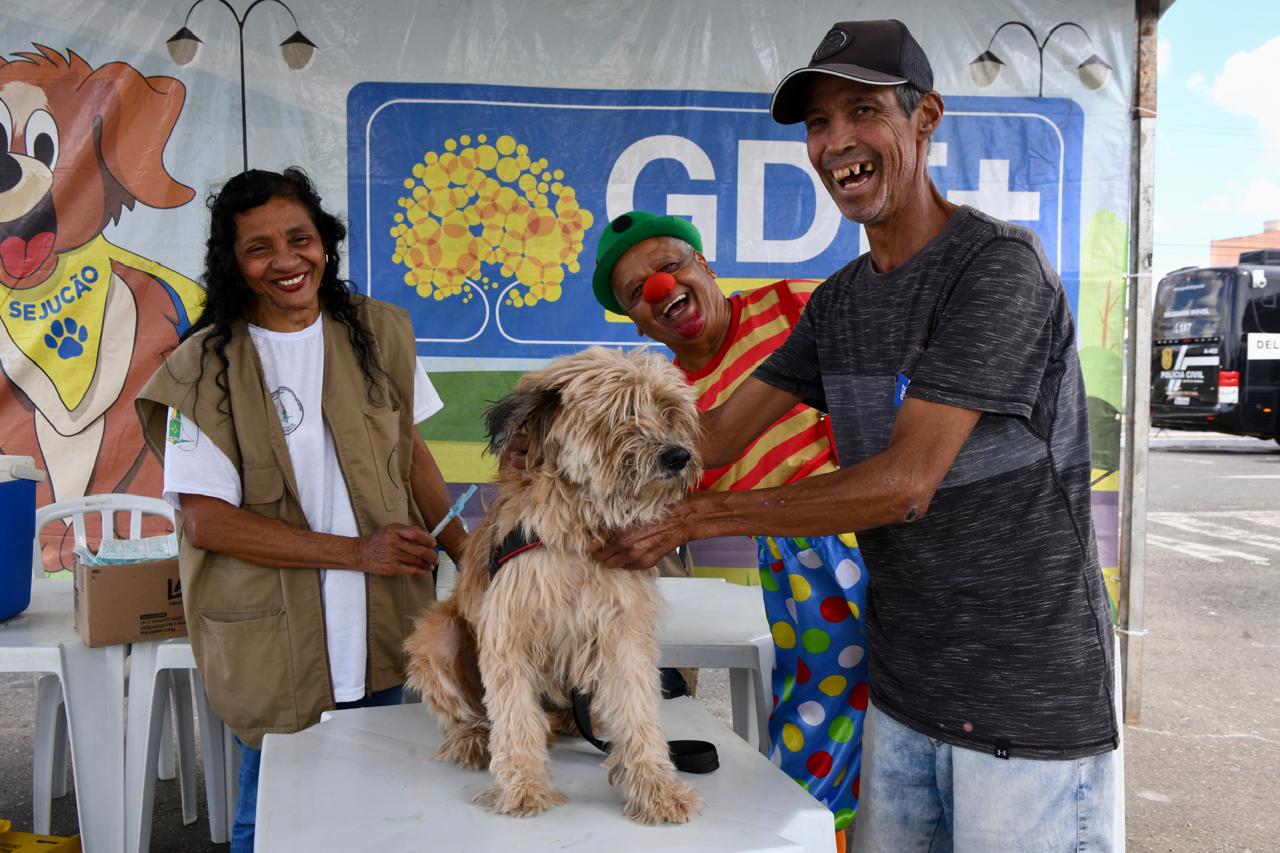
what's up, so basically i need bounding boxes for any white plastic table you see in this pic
[0,580,127,853]
[136,576,773,850]
[125,637,236,853]
[656,577,773,753]
[256,698,835,853]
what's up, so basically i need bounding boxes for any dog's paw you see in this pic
[44,318,89,360]
[624,775,702,825]
[434,729,491,770]
[473,780,568,817]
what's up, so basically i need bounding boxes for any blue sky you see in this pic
[1154,0,1280,278]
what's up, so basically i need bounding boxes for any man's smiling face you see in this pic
[610,235,720,349]
[803,76,926,226]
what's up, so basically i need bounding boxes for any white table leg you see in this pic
[61,642,127,853]
[124,641,163,853]
[156,682,176,782]
[166,670,198,825]
[52,701,69,799]
[729,668,752,745]
[192,670,228,844]
[752,638,775,756]
[32,673,66,833]
[728,667,772,755]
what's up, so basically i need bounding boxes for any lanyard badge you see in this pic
[894,372,911,409]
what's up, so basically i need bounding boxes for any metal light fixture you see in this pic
[166,0,317,170]
[970,21,1110,97]
[165,27,203,66]
[279,31,317,70]
[968,50,1005,88]
[1076,54,1113,91]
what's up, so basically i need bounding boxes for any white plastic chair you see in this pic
[30,494,198,834]
[31,493,177,580]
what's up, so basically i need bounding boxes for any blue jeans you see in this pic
[851,703,1116,853]
[231,685,404,853]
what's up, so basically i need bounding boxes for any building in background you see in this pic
[1211,220,1280,266]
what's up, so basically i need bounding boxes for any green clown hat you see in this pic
[592,211,703,314]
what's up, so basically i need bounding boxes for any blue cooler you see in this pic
[0,455,45,621]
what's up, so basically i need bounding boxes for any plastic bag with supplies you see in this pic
[74,533,179,566]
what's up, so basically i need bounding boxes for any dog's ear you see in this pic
[79,59,195,210]
[484,387,561,459]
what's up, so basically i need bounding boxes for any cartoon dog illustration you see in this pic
[0,46,203,567]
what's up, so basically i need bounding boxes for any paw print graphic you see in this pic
[44,318,90,359]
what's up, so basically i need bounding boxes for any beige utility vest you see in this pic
[135,298,436,748]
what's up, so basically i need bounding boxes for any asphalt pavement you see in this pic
[1125,431,1279,852]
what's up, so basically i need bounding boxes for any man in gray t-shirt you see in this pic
[596,18,1117,853]
[758,203,1115,765]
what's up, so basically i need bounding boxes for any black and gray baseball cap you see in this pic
[770,19,934,125]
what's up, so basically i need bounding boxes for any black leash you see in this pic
[571,689,719,774]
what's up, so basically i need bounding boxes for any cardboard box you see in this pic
[73,558,186,647]
[0,828,81,852]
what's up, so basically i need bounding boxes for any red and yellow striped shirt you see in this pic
[677,280,838,493]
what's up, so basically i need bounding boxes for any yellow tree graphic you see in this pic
[391,133,594,308]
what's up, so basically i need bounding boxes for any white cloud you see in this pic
[1186,71,1206,94]
[1237,178,1280,219]
[1158,38,1172,76]
[1201,178,1280,220]
[1212,35,1280,147]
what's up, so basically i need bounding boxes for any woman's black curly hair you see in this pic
[181,167,393,411]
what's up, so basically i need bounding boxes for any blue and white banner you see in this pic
[349,83,1082,361]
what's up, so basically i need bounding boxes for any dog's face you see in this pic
[0,47,194,288]
[486,347,702,530]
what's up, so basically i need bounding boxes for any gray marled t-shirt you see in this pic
[756,206,1117,760]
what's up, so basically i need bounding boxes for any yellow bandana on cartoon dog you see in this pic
[0,234,202,411]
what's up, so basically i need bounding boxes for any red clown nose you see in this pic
[643,272,676,304]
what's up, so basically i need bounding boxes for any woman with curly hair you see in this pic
[136,168,465,852]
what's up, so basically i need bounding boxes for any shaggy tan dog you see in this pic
[405,347,704,824]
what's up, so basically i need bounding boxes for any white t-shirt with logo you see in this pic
[162,315,443,703]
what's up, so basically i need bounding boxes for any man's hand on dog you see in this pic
[357,523,439,575]
[592,503,694,571]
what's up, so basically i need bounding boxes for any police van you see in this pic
[1150,250,1280,444]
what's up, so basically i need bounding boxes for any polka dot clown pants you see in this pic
[758,533,870,832]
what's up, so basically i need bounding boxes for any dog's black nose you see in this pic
[658,446,691,473]
[0,151,21,195]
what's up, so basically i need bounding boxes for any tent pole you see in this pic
[1119,0,1160,725]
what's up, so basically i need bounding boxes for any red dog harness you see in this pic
[488,528,543,579]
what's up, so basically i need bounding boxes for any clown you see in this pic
[592,210,870,844]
